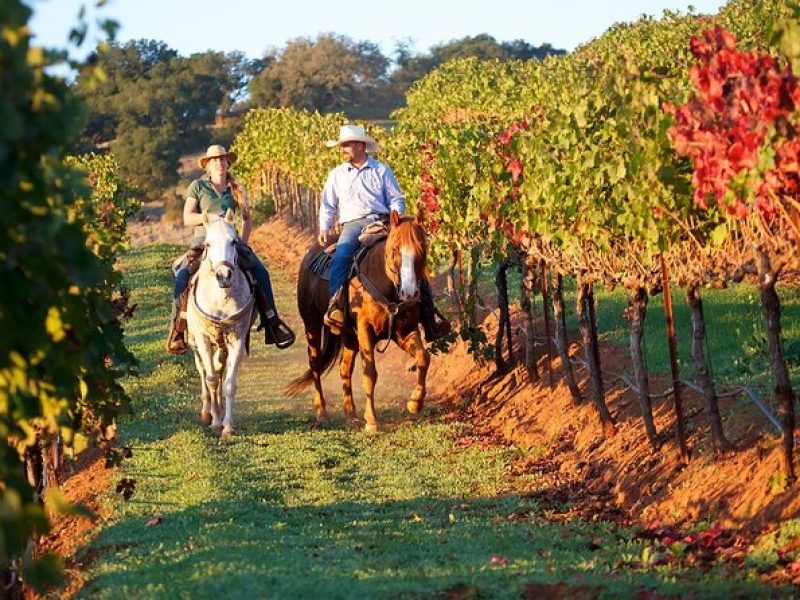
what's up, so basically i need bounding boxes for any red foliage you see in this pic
[419,142,441,234]
[667,25,800,222]
[484,119,533,249]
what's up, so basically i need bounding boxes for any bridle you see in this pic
[355,224,425,351]
[192,226,253,336]
[202,223,239,286]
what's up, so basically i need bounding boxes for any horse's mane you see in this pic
[387,216,429,278]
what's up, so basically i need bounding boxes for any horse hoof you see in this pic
[221,427,235,438]
[346,417,363,430]
[407,400,423,414]
[211,423,223,434]
[201,412,212,425]
[363,422,379,434]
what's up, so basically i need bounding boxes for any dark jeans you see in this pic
[174,242,276,311]
[329,215,383,297]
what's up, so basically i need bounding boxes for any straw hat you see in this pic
[198,144,237,169]
[325,124,378,153]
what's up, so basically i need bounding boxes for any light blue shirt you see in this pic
[319,156,405,231]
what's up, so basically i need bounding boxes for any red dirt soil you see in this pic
[39,215,800,594]
[252,216,799,524]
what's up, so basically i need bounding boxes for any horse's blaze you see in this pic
[399,247,419,299]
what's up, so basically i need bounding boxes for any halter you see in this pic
[355,227,424,352]
[202,221,239,281]
[193,220,253,339]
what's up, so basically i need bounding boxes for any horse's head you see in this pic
[203,209,239,289]
[386,209,428,300]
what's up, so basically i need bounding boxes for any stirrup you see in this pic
[271,318,296,349]
[324,303,344,335]
[262,316,295,349]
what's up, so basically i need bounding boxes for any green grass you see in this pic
[75,246,788,598]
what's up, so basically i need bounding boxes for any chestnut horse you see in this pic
[286,210,430,432]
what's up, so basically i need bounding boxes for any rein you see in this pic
[191,255,254,339]
[355,257,420,353]
[191,282,254,329]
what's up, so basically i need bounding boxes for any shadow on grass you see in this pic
[79,491,783,599]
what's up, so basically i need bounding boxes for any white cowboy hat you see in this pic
[325,124,378,153]
[198,144,237,169]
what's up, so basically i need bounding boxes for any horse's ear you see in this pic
[390,210,401,227]
[202,210,210,225]
[224,208,235,224]
[414,204,425,226]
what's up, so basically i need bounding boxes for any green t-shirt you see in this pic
[187,177,238,239]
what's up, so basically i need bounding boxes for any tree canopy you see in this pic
[73,40,257,197]
[72,33,564,198]
[248,33,390,118]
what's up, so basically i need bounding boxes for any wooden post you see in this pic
[660,254,690,463]
[540,260,555,389]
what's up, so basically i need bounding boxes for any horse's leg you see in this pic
[340,339,358,424]
[220,339,245,438]
[305,329,328,423]
[196,337,223,432]
[192,350,213,424]
[357,320,379,433]
[399,330,430,414]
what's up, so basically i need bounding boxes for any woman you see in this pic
[166,144,295,354]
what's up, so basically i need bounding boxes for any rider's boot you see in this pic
[255,289,295,349]
[165,296,189,355]
[323,287,346,335]
[420,279,451,343]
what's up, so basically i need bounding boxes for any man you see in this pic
[319,124,449,342]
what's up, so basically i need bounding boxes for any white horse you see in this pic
[186,210,254,437]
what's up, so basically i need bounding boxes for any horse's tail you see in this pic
[285,329,342,397]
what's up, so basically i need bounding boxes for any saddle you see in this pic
[308,221,389,281]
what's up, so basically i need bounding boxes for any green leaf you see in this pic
[710,224,728,247]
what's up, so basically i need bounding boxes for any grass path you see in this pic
[76,245,786,598]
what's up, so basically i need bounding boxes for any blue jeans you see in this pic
[329,215,381,297]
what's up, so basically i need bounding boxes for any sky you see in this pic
[28,0,729,62]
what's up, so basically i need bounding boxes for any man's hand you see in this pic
[318,230,330,246]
